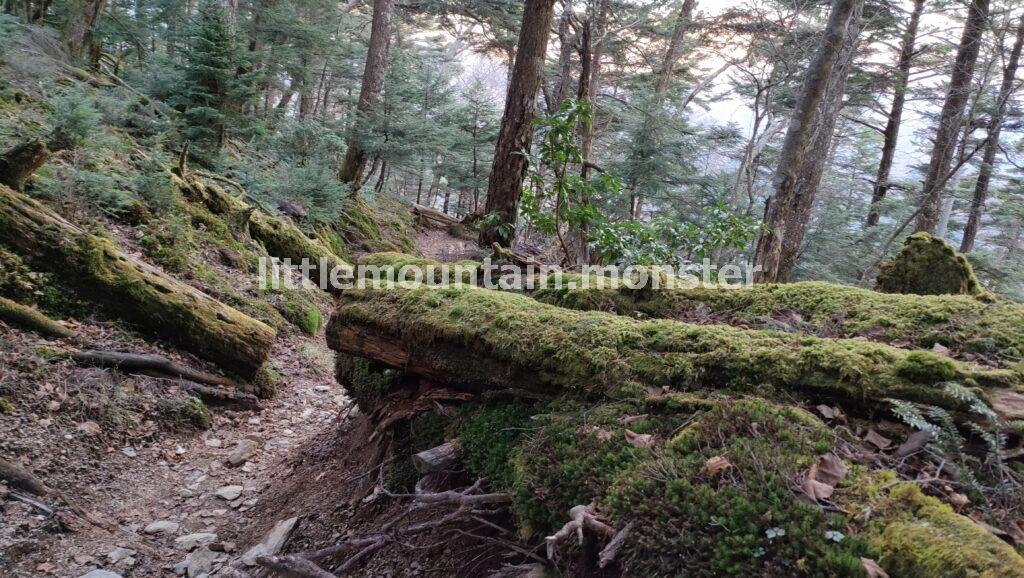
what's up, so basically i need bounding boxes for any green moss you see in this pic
[251,364,281,399]
[335,353,400,411]
[895,351,958,383]
[278,289,323,334]
[838,472,1024,577]
[155,396,212,430]
[504,396,865,575]
[333,197,416,255]
[332,285,1018,411]
[458,400,538,491]
[533,272,1024,367]
[0,397,12,414]
[876,233,985,297]
[0,246,35,301]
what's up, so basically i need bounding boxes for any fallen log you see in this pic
[173,173,351,292]
[412,203,460,227]
[0,296,75,338]
[533,274,1024,367]
[326,284,1023,417]
[0,139,49,192]
[0,184,275,379]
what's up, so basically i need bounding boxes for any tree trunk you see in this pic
[752,0,863,283]
[961,13,1024,253]
[0,139,49,192]
[866,0,926,227]
[62,0,107,64]
[338,0,395,194]
[914,0,990,233]
[654,0,697,95]
[479,0,558,248]
[551,0,575,111]
[774,3,864,281]
[0,184,275,379]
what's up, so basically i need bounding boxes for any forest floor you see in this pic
[0,225,474,578]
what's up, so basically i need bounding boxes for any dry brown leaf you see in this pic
[895,430,933,458]
[861,558,889,578]
[624,430,655,448]
[1007,521,1024,545]
[816,404,835,420]
[947,492,969,510]
[802,454,848,502]
[931,343,951,355]
[864,429,892,450]
[595,429,614,442]
[705,456,732,476]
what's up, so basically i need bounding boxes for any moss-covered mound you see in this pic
[449,394,1024,576]
[331,196,417,258]
[876,233,985,297]
[328,284,1021,414]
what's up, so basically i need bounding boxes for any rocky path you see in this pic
[5,334,349,578]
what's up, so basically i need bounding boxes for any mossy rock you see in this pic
[0,246,35,301]
[876,233,985,297]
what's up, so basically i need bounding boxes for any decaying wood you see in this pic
[0,184,275,379]
[255,554,337,578]
[0,456,49,496]
[412,203,460,227]
[0,296,76,338]
[412,439,463,474]
[0,139,50,192]
[490,242,544,268]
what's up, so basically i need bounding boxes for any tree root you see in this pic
[544,504,619,562]
[256,480,512,576]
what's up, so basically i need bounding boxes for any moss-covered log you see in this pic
[0,296,75,338]
[172,173,351,291]
[532,274,1024,365]
[326,284,1024,416]
[355,252,1024,366]
[0,184,275,379]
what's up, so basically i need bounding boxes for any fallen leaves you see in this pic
[624,430,655,448]
[863,429,892,451]
[861,557,889,578]
[802,453,848,503]
[894,430,933,458]
[705,456,732,476]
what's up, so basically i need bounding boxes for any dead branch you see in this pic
[0,456,49,495]
[255,554,337,578]
[69,350,243,390]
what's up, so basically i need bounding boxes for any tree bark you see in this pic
[0,139,49,192]
[551,0,575,111]
[0,296,75,338]
[752,0,863,283]
[479,0,558,248]
[62,0,107,64]
[338,0,395,194]
[866,0,926,227]
[960,13,1024,253]
[774,2,864,281]
[914,0,990,234]
[0,184,275,379]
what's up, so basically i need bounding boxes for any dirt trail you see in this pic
[1,331,350,578]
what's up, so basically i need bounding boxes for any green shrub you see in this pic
[48,94,102,151]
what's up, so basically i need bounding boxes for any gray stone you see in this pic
[107,547,136,563]
[143,520,180,535]
[184,547,225,578]
[215,485,244,500]
[241,516,299,566]
[77,571,123,578]
[174,532,219,551]
[226,439,258,467]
